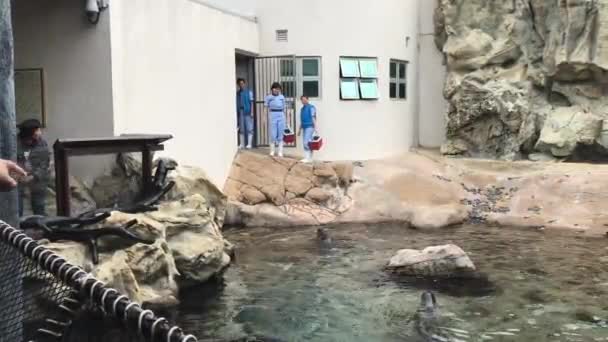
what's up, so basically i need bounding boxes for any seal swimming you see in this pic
[316,228,332,244]
[414,291,470,342]
[416,291,441,341]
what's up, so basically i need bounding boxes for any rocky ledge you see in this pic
[224,151,608,236]
[35,155,232,308]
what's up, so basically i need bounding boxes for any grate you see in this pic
[276,29,288,42]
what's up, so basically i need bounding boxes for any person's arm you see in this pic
[283,96,288,122]
[264,95,269,117]
[0,159,26,192]
[249,90,254,117]
[312,106,318,132]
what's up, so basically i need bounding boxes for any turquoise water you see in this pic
[175,224,608,342]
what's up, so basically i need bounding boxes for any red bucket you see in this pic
[309,135,323,151]
[283,128,295,144]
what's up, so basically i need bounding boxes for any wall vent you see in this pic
[276,29,288,42]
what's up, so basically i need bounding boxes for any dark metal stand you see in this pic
[23,159,176,264]
[53,134,172,217]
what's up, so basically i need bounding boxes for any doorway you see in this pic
[235,52,255,148]
[252,55,297,148]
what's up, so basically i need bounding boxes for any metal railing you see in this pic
[0,220,197,342]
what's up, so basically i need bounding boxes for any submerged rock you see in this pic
[386,244,476,277]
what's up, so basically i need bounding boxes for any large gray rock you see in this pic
[386,244,476,277]
[90,154,142,208]
[435,0,608,160]
[535,107,602,157]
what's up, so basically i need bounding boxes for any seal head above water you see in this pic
[415,291,442,341]
[316,228,333,245]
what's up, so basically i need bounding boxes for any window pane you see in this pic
[390,82,397,98]
[303,81,319,98]
[390,62,396,78]
[399,83,406,99]
[281,59,294,77]
[302,59,319,77]
[340,79,359,99]
[399,62,407,79]
[359,59,378,78]
[340,58,360,77]
[360,79,379,99]
[282,81,295,97]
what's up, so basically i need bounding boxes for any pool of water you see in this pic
[175,224,608,342]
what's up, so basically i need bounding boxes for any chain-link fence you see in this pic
[0,220,197,342]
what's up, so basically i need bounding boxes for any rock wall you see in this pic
[436,0,608,161]
[41,155,231,307]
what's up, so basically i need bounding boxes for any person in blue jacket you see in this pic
[236,78,255,149]
[298,95,318,163]
[264,82,287,157]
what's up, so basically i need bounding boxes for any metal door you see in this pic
[253,55,297,147]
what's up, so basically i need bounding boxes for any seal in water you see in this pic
[316,228,333,244]
[413,291,472,341]
[415,291,441,341]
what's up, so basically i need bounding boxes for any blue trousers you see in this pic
[238,110,254,135]
[269,111,286,145]
[302,127,315,151]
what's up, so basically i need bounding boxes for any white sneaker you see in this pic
[300,151,312,163]
[246,134,253,149]
[270,144,276,156]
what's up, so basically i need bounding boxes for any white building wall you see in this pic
[13,0,115,182]
[418,0,447,148]
[254,0,419,161]
[110,0,259,187]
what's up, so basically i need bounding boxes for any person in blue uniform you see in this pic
[298,95,318,163]
[236,78,255,149]
[264,82,287,157]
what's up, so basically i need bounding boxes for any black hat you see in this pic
[18,119,42,140]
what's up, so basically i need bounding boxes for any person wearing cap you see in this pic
[264,82,287,157]
[236,78,255,149]
[17,119,50,216]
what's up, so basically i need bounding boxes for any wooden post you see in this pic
[54,143,70,217]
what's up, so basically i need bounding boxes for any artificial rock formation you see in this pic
[224,152,354,227]
[436,0,608,160]
[386,244,476,277]
[43,156,232,307]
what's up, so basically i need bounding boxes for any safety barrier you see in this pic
[0,220,198,342]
